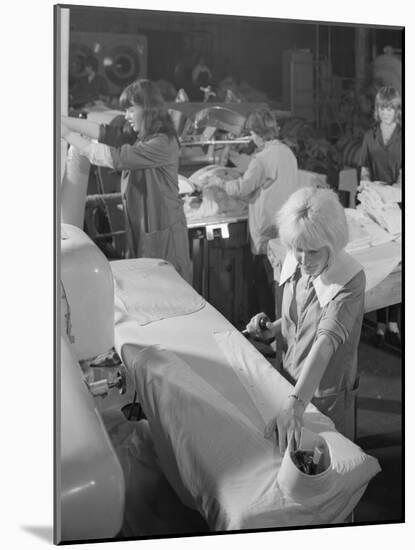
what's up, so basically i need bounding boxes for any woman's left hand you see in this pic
[265,395,305,455]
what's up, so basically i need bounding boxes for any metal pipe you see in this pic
[181,137,251,147]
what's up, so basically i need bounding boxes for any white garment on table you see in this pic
[111,258,206,325]
[131,334,380,531]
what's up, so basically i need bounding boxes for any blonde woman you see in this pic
[246,187,365,453]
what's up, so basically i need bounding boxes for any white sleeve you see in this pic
[82,142,115,169]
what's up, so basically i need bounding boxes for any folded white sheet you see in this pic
[131,333,380,531]
[111,259,206,326]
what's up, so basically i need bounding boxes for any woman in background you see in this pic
[359,86,402,347]
[208,108,299,321]
[246,187,365,452]
[61,79,192,283]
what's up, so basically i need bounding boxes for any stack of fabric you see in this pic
[344,209,372,252]
[356,181,402,238]
[344,208,394,250]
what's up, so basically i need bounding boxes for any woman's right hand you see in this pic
[245,313,275,341]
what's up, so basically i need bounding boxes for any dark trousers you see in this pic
[252,254,276,322]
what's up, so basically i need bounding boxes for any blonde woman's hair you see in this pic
[276,187,348,264]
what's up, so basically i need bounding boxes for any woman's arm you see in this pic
[109,135,175,172]
[62,125,115,169]
[266,334,335,455]
[269,270,365,454]
[61,116,101,140]
[207,157,264,199]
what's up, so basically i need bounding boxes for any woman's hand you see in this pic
[265,395,305,455]
[246,313,275,341]
[205,174,224,188]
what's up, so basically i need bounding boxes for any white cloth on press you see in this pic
[110,258,206,325]
[131,333,380,531]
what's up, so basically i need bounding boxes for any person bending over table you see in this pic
[246,187,365,454]
[61,79,192,284]
[359,85,402,348]
[207,107,299,322]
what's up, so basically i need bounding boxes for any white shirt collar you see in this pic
[279,250,363,307]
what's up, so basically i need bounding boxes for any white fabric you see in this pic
[83,141,115,169]
[357,181,402,236]
[178,175,195,195]
[214,331,326,426]
[358,180,402,203]
[111,260,380,530]
[130,333,380,530]
[345,209,372,251]
[350,241,401,291]
[110,258,206,325]
[279,250,363,308]
[345,208,394,247]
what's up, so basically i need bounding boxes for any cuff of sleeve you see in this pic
[316,327,343,352]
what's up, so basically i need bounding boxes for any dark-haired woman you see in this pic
[61,79,192,283]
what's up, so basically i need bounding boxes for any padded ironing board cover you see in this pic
[111,258,206,325]
[131,331,381,531]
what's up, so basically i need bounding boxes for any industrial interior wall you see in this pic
[68,7,318,98]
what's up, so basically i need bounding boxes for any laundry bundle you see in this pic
[183,165,248,221]
[356,181,402,237]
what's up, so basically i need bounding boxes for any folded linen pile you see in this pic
[345,208,394,249]
[356,181,401,237]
